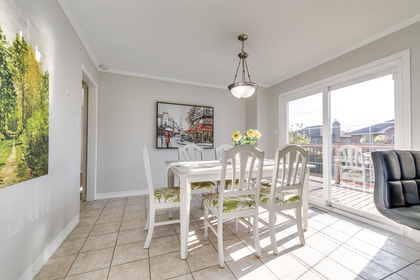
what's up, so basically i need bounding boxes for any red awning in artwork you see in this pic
[184,127,195,134]
[195,124,213,132]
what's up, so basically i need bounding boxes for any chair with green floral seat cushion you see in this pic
[178,143,216,203]
[203,194,256,212]
[214,177,254,232]
[153,186,180,203]
[258,144,308,255]
[143,144,180,249]
[259,186,300,205]
[203,145,264,267]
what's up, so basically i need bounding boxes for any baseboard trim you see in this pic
[96,189,149,200]
[20,215,79,280]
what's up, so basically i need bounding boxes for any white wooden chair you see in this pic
[214,144,233,161]
[203,145,264,267]
[258,144,308,254]
[178,143,216,197]
[178,143,204,161]
[338,145,366,186]
[143,144,180,249]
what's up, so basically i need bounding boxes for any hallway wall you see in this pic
[0,1,98,279]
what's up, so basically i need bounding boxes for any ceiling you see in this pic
[58,0,420,89]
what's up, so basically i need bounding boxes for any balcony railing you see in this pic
[299,143,394,215]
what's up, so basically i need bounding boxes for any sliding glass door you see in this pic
[280,51,410,219]
[330,75,394,214]
[287,93,326,205]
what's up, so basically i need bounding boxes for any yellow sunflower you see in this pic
[232,130,242,142]
[246,129,255,138]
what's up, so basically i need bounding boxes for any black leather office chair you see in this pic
[372,150,420,230]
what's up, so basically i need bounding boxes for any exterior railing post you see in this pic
[334,143,340,184]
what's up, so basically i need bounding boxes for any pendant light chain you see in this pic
[245,60,252,83]
[228,34,259,99]
[232,59,241,84]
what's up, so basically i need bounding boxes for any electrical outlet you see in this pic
[66,89,71,99]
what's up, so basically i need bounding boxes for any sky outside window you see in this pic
[288,75,394,132]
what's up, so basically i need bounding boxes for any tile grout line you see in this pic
[380,257,420,280]
[144,194,153,280]
[306,218,361,278]
[194,197,239,279]
[64,199,109,279]
[106,197,128,279]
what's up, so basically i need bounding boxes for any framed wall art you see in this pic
[0,0,49,189]
[157,102,214,149]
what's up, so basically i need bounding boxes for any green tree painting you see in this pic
[0,25,49,188]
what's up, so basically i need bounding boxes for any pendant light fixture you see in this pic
[228,34,259,99]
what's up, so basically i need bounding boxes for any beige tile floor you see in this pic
[35,195,420,280]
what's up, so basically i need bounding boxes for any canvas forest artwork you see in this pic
[0,0,49,189]
[157,102,214,149]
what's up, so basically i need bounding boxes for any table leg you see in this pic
[167,169,175,187]
[167,169,176,219]
[180,176,191,259]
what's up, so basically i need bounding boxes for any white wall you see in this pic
[266,21,420,156]
[0,0,98,279]
[97,72,246,197]
[246,88,269,155]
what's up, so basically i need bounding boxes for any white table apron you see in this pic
[166,159,310,259]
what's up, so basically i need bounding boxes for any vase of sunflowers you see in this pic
[232,129,261,146]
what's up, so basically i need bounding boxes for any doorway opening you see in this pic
[80,81,88,201]
[80,65,98,203]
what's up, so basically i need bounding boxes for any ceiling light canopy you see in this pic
[228,34,258,99]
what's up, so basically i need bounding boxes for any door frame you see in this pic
[81,64,98,201]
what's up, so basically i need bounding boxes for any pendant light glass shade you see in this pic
[228,82,258,99]
[228,34,258,99]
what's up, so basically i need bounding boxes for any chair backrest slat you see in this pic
[178,143,204,161]
[215,144,233,160]
[269,145,308,204]
[219,145,264,212]
[142,144,156,207]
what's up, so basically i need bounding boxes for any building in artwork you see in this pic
[182,107,213,144]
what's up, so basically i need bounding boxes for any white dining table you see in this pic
[166,159,311,259]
